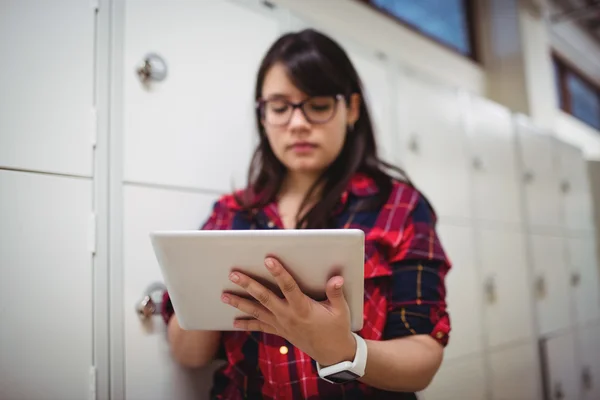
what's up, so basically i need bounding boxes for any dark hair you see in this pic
[236,29,412,229]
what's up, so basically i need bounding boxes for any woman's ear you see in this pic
[347,93,361,127]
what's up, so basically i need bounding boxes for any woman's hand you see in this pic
[221,257,357,366]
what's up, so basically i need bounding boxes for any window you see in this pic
[553,54,600,131]
[361,0,476,59]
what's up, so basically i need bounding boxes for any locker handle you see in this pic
[136,53,168,84]
[484,277,496,304]
[582,366,593,391]
[534,275,546,299]
[553,382,564,400]
[523,171,534,184]
[570,271,581,287]
[136,282,167,319]
[408,135,419,154]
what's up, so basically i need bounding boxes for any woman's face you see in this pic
[260,63,360,176]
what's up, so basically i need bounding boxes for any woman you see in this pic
[162,28,451,399]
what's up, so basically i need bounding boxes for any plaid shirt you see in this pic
[162,173,451,400]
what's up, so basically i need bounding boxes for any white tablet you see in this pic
[149,229,365,332]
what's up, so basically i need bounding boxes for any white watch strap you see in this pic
[316,332,367,379]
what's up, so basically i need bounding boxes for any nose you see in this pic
[288,106,311,131]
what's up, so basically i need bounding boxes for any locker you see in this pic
[478,229,534,348]
[419,354,487,400]
[0,170,93,400]
[566,236,600,326]
[122,0,281,192]
[123,184,222,400]
[577,324,600,400]
[556,142,595,232]
[396,74,471,222]
[529,234,572,336]
[465,95,522,229]
[488,342,541,400]
[515,118,562,231]
[436,223,483,360]
[543,332,580,400]
[0,0,95,177]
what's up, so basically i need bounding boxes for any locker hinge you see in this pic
[90,107,98,148]
[90,0,99,12]
[89,365,97,400]
[89,213,97,255]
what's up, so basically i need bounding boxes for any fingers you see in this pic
[233,318,278,334]
[325,276,347,311]
[221,293,277,327]
[229,271,284,315]
[265,257,310,315]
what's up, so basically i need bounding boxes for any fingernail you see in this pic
[229,273,240,283]
[265,258,275,270]
[335,280,343,289]
[221,294,230,304]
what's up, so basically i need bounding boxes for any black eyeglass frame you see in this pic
[255,94,345,126]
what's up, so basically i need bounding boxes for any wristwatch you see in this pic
[316,332,368,384]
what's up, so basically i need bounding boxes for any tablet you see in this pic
[149,229,365,332]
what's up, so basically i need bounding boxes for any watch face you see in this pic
[325,370,360,384]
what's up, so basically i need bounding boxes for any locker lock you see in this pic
[136,282,167,319]
[553,382,564,400]
[582,366,593,391]
[136,53,168,83]
[570,271,581,287]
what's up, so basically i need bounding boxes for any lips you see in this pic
[289,142,318,152]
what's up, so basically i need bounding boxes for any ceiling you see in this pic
[550,0,600,42]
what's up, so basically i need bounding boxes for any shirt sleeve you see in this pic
[382,193,452,346]
[160,198,232,325]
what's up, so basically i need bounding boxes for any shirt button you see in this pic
[267,221,275,228]
[279,346,288,355]
[436,331,444,339]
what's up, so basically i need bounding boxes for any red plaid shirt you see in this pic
[162,173,451,399]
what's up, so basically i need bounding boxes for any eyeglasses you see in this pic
[256,94,343,127]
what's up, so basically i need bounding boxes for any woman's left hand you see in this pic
[221,256,357,366]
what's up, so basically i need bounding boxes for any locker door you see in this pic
[123,0,281,192]
[419,355,487,400]
[515,119,562,231]
[478,229,534,348]
[0,170,93,400]
[123,185,223,400]
[465,96,521,228]
[543,332,580,400]
[436,224,483,360]
[488,342,541,400]
[567,236,600,325]
[556,142,595,232]
[529,234,572,336]
[348,51,396,165]
[577,324,600,400]
[0,0,95,177]
[396,75,471,222]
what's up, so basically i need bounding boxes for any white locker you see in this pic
[566,236,600,326]
[123,184,222,400]
[577,324,600,400]
[556,142,595,232]
[465,96,522,229]
[436,223,483,360]
[0,170,93,400]
[515,118,562,231]
[123,0,281,192]
[488,342,540,400]
[478,229,534,348]
[396,75,471,222]
[0,0,95,177]
[543,332,580,400]
[419,355,487,400]
[529,234,572,336]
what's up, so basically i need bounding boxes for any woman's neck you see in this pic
[280,171,322,199]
